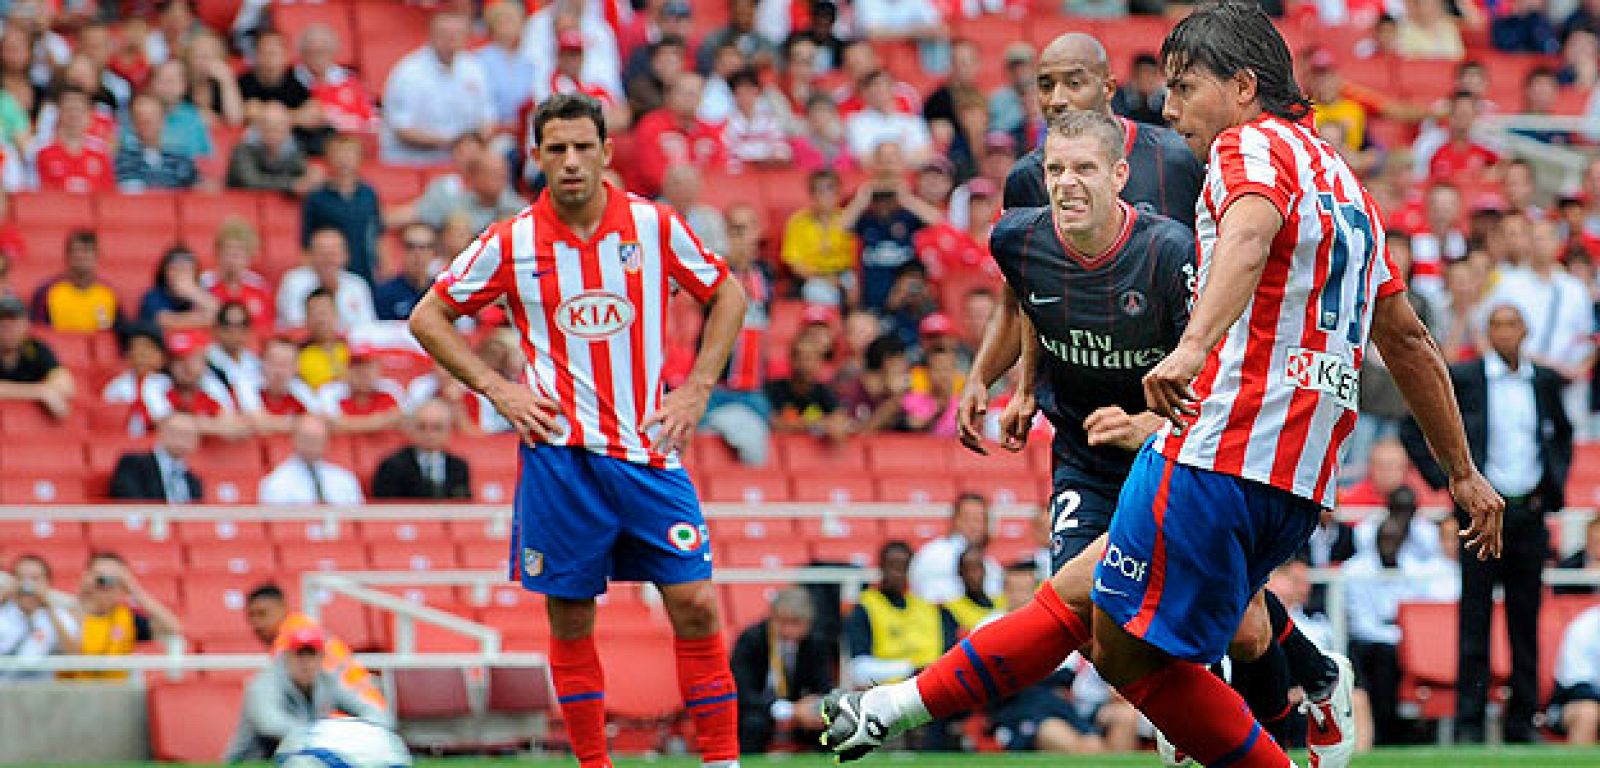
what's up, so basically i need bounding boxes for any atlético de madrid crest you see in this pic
[618,241,642,273]
[1119,289,1148,317]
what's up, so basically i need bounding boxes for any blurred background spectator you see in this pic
[731,586,834,753]
[258,416,365,505]
[108,412,200,502]
[372,399,470,500]
[64,552,180,681]
[0,554,77,682]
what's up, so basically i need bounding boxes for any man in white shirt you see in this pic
[521,0,624,107]
[0,554,78,681]
[1341,515,1435,747]
[276,228,377,332]
[1483,219,1596,428]
[259,416,366,505]
[379,10,497,166]
[854,0,945,42]
[908,492,1002,604]
[1552,605,1600,744]
[845,71,932,162]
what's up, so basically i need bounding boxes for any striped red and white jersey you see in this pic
[1153,113,1405,508]
[433,182,729,468]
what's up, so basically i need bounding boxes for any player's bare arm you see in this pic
[958,284,1025,454]
[408,291,559,446]
[996,311,1039,452]
[642,275,747,456]
[1144,194,1280,425]
[1370,290,1505,560]
[1084,406,1165,452]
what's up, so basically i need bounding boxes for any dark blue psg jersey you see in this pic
[1004,118,1203,229]
[989,205,1196,480]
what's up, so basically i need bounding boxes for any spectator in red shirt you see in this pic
[914,176,1001,285]
[146,328,252,439]
[1428,91,1501,184]
[35,87,115,194]
[1409,181,1467,297]
[201,216,275,332]
[320,346,404,435]
[0,192,23,270]
[244,337,321,433]
[632,72,726,197]
[722,68,794,167]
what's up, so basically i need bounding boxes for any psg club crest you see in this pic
[618,241,643,273]
[1119,289,1148,317]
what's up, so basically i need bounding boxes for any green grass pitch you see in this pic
[43,748,1600,768]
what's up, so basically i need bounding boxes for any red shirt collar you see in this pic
[534,180,633,246]
[1051,199,1137,269]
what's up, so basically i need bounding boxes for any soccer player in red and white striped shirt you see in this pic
[409,93,748,768]
[1082,4,1504,767]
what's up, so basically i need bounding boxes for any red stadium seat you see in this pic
[277,541,371,572]
[180,191,263,232]
[106,540,184,577]
[174,520,268,543]
[468,583,539,610]
[594,626,682,719]
[1394,58,1462,101]
[947,440,1031,476]
[0,477,88,504]
[878,476,959,503]
[721,540,810,569]
[704,474,792,503]
[182,579,259,643]
[777,434,866,474]
[0,436,87,476]
[792,475,876,503]
[810,538,878,567]
[796,516,881,541]
[187,440,266,475]
[304,589,381,652]
[479,606,550,651]
[707,516,796,542]
[880,516,948,544]
[486,665,554,716]
[0,400,87,435]
[200,471,262,504]
[15,190,96,227]
[350,0,431,88]
[147,680,245,762]
[379,584,460,608]
[368,541,460,571]
[458,540,507,570]
[98,192,179,231]
[0,518,84,546]
[83,517,162,546]
[186,540,279,575]
[959,474,1045,505]
[364,163,428,201]
[449,518,507,544]
[864,434,953,477]
[357,519,449,544]
[452,434,521,474]
[393,667,473,719]
[721,583,778,631]
[85,435,147,474]
[267,519,345,543]
[473,472,518,504]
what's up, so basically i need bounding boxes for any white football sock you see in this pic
[862,678,932,732]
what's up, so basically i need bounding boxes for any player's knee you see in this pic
[662,580,721,638]
[546,596,597,640]
[1228,620,1271,661]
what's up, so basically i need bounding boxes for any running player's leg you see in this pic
[602,457,739,767]
[515,445,619,768]
[1260,588,1356,766]
[1227,593,1296,743]
[1089,447,1316,767]
[822,476,1112,757]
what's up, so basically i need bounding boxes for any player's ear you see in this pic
[1111,157,1130,193]
[1232,68,1260,109]
[600,137,614,169]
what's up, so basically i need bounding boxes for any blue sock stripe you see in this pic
[958,639,1001,703]
[1211,721,1263,768]
[685,691,737,709]
[558,691,605,704]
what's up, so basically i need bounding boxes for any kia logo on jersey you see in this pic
[556,291,636,339]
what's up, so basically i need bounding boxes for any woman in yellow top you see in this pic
[63,553,182,680]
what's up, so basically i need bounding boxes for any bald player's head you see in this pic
[1036,32,1115,119]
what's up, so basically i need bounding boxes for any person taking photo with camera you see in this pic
[0,555,79,682]
[60,552,181,681]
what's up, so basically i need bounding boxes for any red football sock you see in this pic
[915,583,1088,719]
[674,634,740,762]
[550,634,611,768]
[1119,660,1293,767]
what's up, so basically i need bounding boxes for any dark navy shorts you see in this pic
[510,444,713,599]
[1047,465,1122,572]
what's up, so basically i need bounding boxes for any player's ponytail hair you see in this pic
[1159,0,1312,123]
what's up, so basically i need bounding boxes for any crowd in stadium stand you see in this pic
[0,0,1598,755]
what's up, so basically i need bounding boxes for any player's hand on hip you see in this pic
[1143,343,1206,428]
[957,382,991,455]
[486,380,561,447]
[997,391,1036,452]
[1451,471,1506,560]
[643,379,713,456]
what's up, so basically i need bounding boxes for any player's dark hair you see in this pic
[864,334,906,371]
[728,68,760,91]
[247,583,286,603]
[1046,109,1128,163]
[532,93,607,147]
[879,540,913,563]
[1159,0,1311,122]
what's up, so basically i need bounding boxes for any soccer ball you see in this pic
[274,718,413,768]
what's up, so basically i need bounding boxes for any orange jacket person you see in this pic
[244,582,386,709]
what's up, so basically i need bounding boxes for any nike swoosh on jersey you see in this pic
[1029,292,1062,305]
[1093,578,1130,598]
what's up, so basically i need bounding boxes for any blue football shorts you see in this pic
[509,444,713,599]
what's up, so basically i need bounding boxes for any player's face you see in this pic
[1036,57,1111,119]
[1043,134,1129,238]
[244,597,286,644]
[1487,305,1529,362]
[1162,63,1251,159]
[533,117,612,211]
